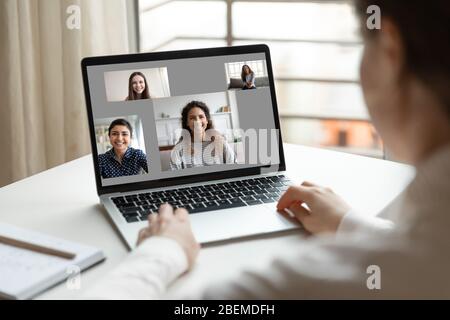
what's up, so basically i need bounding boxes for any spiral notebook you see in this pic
[0,223,105,300]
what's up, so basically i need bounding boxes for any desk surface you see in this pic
[0,144,415,299]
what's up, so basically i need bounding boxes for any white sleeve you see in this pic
[197,233,420,299]
[84,237,188,300]
[83,214,392,300]
[193,212,396,300]
[170,146,183,170]
[336,209,394,240]
[224,141,236,164]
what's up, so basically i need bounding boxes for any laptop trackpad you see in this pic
[190,204,301,244]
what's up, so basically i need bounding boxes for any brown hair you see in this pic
[354,0,450,114]
[179,101,214,142]
[126,72,151,100]
[241,64,254,82]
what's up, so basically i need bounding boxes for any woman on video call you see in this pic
[125,71,151,100]
[241,64,256,90]
[86,0,450,299]
[98,119,148,178]
[170,101,236,170]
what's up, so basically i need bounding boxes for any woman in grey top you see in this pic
[170,101,235,170]
[241,64,256,90]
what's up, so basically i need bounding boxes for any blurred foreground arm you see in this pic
[85,204,199,299]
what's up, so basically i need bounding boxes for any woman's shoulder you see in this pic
[128,147,146,155]
[98,152,109,163]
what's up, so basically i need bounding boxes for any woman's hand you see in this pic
[277,181,351,235]
[137,203,200,269]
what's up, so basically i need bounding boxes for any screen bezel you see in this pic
[81,44,286,196]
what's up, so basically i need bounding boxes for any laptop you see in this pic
[81,44,300,249]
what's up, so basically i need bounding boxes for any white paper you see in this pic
[0,223,104,299]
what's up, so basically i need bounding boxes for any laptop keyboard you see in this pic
[111,175,292,223]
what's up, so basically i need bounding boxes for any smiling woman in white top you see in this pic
[88,0,450,299]
[169,100,235,170]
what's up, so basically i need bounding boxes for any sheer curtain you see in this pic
[0,0,130,187]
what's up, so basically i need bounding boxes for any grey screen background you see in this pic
[86,52,279,187]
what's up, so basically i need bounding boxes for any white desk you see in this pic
[0,144,415,299]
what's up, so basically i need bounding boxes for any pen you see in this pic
[0,235,76,260]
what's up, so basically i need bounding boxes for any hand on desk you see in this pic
[277,181,351,235]
[137,203,200,269]
[136,182,351,268]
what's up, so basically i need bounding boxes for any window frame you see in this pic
[134,0,387,159]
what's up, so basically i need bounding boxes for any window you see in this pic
[225,60,267,79]
[136,0,384,158]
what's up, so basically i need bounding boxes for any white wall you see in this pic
[104,68,170,101]
[227,90,240,129]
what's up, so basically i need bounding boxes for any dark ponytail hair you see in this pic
[108,118,133,138]
[355,0,450,115]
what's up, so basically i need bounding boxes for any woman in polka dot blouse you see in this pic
[98,119,149,178]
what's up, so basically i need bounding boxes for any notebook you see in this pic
[0,223,105,300]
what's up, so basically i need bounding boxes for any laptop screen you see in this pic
[82,45,284,192]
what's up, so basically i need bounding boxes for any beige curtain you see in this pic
[0,0,130,187]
